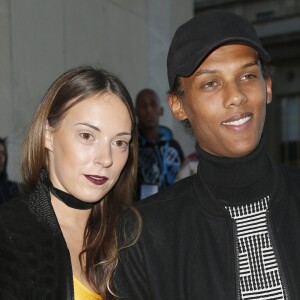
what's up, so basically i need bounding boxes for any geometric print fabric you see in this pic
[225,196,287,300]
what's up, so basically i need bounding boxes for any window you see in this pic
[256,11,275,22]
[280,95,300,165]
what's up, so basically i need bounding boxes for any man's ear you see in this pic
[44,122,54,151]
[266,77,272,104]
[168,95,188,121]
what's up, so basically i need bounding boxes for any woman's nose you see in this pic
[93,144,113,168]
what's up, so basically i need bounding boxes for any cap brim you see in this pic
[180,38,271,79]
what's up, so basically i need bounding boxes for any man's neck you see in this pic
[138,125,160,143]
[197,136,273,204]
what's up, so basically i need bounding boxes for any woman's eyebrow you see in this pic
[75,122,100,131]
[76,123,132,136]
[116,132,132,137]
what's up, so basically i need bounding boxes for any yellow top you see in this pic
[73,276,102,300]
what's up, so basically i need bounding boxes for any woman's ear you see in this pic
[168,95,188,121]
[44,122,54,151]
[266,77,272,104]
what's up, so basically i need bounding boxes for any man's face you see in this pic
[0,143,6,174]
[135,91,163,129]
[169,44,272,158]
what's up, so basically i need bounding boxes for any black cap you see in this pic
[167,10,271,89]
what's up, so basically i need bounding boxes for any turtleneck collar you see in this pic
[197,136,273,204]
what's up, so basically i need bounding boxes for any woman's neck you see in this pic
[50,194,90,230]
[51,194,93,289]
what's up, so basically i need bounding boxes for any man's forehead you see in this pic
[136,91,160,106]
[191,44,260,74]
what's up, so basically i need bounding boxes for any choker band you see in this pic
[43,173,100,210]
[50,186,100,210]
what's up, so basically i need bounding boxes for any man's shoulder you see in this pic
[276,164,300,196]
[280,164,300,181]
[136,175,196,210]
[159,125,173,140]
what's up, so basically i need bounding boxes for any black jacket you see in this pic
[0,179,74,299]
[114,159,300,299]
[0,173,19,204]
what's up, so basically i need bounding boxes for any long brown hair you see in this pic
[21,66,141,298]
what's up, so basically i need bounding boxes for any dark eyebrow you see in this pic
[193,60,259,78]
[75,122,100,131]
[193,69,219,77]
[76,123,132,136]
[242,60,259,69]
[115,131,132,137]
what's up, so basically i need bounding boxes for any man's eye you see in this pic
[241,74,256,80]
[203,81,217,88]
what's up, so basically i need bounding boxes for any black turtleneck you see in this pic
[197,136,273,205]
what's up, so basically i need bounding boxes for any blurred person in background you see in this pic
[176,143,200,181]
[0,137,19,204]
[135,88,184,199]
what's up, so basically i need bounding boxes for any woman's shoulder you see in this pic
[0,196,51,237]
[0,196,68,299]
[0,196,27,218]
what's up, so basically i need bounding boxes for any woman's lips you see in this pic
[84,175,108,185]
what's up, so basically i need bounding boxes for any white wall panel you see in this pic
[0,0,193,180]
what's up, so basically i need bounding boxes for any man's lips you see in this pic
[222,113,253,126]
[84,175,108,185]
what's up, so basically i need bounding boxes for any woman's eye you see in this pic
[115,140,128,148]
[80,132,93,141]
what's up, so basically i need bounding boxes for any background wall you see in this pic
[0,0,194,180]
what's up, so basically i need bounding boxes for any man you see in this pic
[135,88,184,199]
[115,10,300,299]
[0,137,19,204]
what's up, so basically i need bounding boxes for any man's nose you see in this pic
[223,82,247,108]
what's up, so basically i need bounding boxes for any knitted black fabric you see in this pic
[197,137,273,204]
[0,178,74,299]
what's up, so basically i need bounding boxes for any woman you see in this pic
[0,66,141,299]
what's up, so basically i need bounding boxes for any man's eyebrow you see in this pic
[75,123,100,131]
[193,69,219,77]
[193,60,259,77]
[242,60,259,68]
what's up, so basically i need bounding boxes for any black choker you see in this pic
[43,172,100,210]
[50,186,100,210]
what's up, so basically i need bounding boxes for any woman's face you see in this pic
[45,93,132,203]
